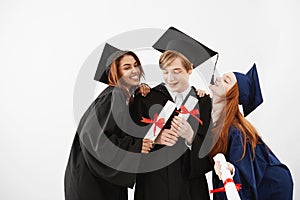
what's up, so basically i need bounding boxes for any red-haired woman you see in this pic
[209,64,293,200]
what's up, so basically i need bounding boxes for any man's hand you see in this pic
[141,138,154,154]
[171,116,194,145]
[154,129,179,146]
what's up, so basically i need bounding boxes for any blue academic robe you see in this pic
[213,126,293,200]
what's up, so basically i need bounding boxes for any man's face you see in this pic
[161,57,192,93]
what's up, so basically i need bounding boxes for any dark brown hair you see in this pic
[107,51,144,98]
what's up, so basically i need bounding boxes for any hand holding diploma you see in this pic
[141,138,154,153]
[171,116,194,145]
[214,160,235,180]
[212,153,241,200]
[154,129,179,146]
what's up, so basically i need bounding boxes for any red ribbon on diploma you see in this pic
[141,113,165,136]
[177,105,203,125]
[210,178,242,193]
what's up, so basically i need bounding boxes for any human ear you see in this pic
[188,64,193,75]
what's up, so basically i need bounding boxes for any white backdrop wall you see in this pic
[0,0,299,199]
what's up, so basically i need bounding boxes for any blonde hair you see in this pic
[159,50,192,71]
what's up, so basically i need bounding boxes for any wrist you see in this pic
[186,130,194,144]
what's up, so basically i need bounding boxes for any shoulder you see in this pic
[227,126,244,145]
[133,83,168,103]
[95,86,126,107]
[191,87,212,104]
[228,126,241,135]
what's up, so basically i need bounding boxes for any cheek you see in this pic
[162,73,168,79]
[176,74,188,82]
[217,86,226,96]
[122,70,131,77]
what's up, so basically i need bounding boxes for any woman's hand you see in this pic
[139,83,151,97]
[214,161,235,180]
[141,138,154,154]
[171,116,194,145]
[196,89,207,98]
[154,129,179,146]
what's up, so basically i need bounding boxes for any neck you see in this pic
[211,96,226,123]
[176,83,190,93]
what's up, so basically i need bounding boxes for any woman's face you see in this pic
[209,72,237,97]
[118,55,141,88]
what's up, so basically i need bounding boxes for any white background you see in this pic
[0,0,299,199]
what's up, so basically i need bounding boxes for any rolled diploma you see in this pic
[144,100,177,140]
[178,96,198,120]
[213,153,241,200]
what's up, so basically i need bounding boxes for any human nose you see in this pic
[167,72,175,81]
[131,66,139,74]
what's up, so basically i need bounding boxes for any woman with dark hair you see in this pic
[209,64,293,200]
[64,44,153,200]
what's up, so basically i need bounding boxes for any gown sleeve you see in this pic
[77,87,142,187]
[213,127,258,200]
[185,95,214,178]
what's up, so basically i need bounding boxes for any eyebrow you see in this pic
[121,62,137,67]
[173,68,182,71]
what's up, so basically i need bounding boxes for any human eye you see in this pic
[122,65,131,70]
[162,70,168,74]
[174,69,181,74]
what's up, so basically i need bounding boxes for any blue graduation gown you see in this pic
[213,126,293,200]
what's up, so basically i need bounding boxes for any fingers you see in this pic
[196,89,206,97]
[162,130,178,144]
[214,161,222,180]
[171,116,186,136]
[141,139,154,154]
[139,83,150,97]
[155,129,178,146]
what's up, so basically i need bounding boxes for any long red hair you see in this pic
[209,83,260,160]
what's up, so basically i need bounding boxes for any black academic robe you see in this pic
[212,126,293,200]
[130,83,213,200]
[64,86,142,200]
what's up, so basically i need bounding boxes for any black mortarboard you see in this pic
[94,43,124,83]
[234,64,263,117]
[152,27,218,83]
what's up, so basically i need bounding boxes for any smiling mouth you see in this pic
[130,75,139,81]
[168,82,178,87]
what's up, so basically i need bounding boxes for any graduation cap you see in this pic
[234,64,263,117]
[94,43,126,83]
[152,27,218,84]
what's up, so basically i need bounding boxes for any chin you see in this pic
[171,88,180,93]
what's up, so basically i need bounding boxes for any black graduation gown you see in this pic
[64,86,142,200]
[129,83,213,200]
